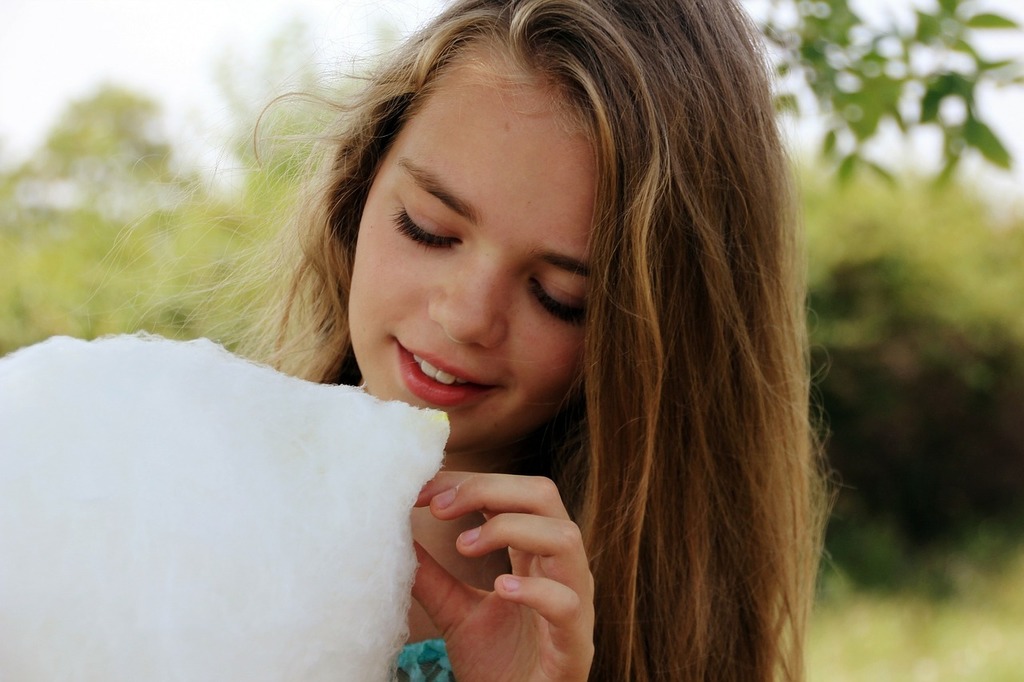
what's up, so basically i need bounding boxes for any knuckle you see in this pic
[555,588,582,622]
[554,520,584,551]
[566,587,583,614]
[531,475,562,505]
[485,513,508,535]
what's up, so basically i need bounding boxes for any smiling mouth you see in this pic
[412,354,469,385]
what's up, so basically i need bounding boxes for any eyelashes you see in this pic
[393,209,456,248]
[529,280,585,325]
[391,209,586,327]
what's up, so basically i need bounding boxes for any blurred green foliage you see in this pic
[803,172,1024,591]
[763,0,1022,181]
[0,22,328,356]
[810,545,1024,680]
[0,84,297,355]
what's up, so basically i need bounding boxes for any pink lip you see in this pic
[396,343,493,408]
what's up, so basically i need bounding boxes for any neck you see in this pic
[441,442,521,475]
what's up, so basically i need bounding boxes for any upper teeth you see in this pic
[413,355,467,385]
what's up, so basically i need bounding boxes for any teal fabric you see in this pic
[396,638,453,681]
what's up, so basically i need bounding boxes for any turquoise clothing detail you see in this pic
[396,639,454,681]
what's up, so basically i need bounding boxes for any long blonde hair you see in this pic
[266,0,824,679]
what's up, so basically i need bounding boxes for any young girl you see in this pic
[265,0,824,679]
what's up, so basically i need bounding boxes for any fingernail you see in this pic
[459,526,480,545]
[434,487,457,510]
[501,575,521,592]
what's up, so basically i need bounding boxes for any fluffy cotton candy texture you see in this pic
[0,334,447,682]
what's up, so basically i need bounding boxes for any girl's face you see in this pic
[348,61,595,470]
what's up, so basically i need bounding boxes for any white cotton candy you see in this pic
[0,334,447,682]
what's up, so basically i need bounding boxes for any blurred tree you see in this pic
[0,84,243,354]
[802,170,1024,588]
[761,0,1022,181]
[42,85,173,183]
[6,84,195,224]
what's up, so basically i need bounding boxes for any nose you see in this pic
[429,263,509,349]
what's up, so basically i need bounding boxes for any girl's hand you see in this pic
[412,471,595,682]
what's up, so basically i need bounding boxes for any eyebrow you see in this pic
[398,157,590,277]
[399,158,479,223]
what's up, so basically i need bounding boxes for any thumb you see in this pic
[411,542,478,635]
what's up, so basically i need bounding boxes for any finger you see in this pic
[495,573,591,631]
[494,574,595,668]
[457,513,582,559]
[413,471,475,507]
[424,473,571,521]
[457,514,592,591]
[410,542,479,635]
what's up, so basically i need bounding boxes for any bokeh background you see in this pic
[2,1,1023,679]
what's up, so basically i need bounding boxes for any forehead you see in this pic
[419,46,590,139]
[384,56,596,252]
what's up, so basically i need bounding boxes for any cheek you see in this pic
[349,223,393,339]
[351,221,405,307]
[522,328,584,395]
[347,251,373,332]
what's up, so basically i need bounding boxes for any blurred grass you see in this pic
[809,547,1024,681]
[0,162,298,356]
[0,200,268,353]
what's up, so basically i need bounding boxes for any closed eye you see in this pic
[392,209,457,248]
[529,279,585,326]
[394,207,583,325]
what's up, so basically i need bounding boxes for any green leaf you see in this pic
[964,118,1012,168]
[775,93,799,114]
[935,154,960,185]
[953,38,981,60]
[837,153,859,183]
[916,11,942,43]
[976,58,1015,73]
[848,101,882,139]
[966,13,1019,30]
[892,108,907,133]
[921,89,942,124]
[823,129,838,157]
[925,72,975,106]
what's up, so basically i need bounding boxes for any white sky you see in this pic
[0,0,1021,203]
[0,0,447,165]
